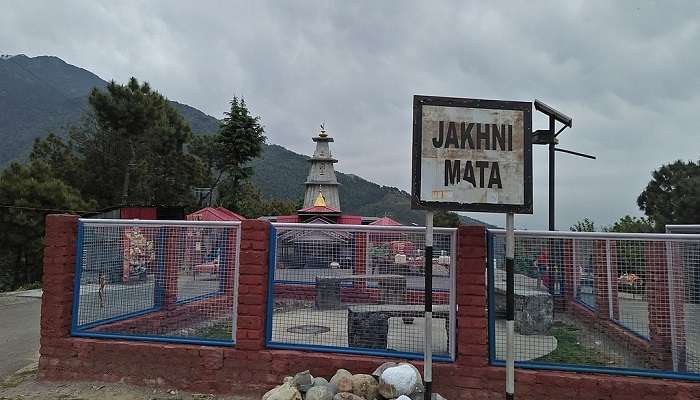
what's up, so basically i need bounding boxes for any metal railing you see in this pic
[71,219,241,345]
[266,223,457,361]
[488,229,700,380]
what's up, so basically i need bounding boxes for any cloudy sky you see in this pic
[2,1,698,229]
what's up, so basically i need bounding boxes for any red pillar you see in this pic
[670,243,687,371]
[354,232,367,290]
[455,225,488,367]
[609,241,620,320]
[39,214,79,376]
[562,239,575,310]
[593,240,619,321]
[235,220,270,351]
[162,227,179,309]
[646,241,686,371]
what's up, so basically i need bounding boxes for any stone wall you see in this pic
[39,216,700,399]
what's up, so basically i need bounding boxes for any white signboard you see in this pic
[411,96,532,213]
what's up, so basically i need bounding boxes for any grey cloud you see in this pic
[2,0,699,229]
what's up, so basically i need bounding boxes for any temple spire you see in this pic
[302,125,340,210]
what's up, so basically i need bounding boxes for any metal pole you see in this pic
[424,211,434,400]
[505,213,515,400]
[548,115,555,232]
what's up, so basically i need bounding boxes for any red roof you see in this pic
[369,216,402,226]
[297,205,341,214]
[186,207,245,221]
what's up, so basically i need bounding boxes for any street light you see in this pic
[533,99,596,231]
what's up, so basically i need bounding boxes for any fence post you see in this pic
[354,232,367,291]
[39,214,79,375]
[562,239,575,310]
[593,240,608,319]
[605,240,620,321]
[646,241,684,370]
[665,241,687,372]
[236,220,270,351]
[163,227,179,309]
[455,225,488,367]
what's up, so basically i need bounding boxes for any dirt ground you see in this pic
[0,364,256,400]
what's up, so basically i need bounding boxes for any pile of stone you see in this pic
[262,362,440,400]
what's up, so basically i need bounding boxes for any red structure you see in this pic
[39,215,700,399]
[186,207,245,222]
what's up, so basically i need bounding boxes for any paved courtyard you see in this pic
[271,307,557,361]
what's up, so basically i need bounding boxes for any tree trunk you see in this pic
[121,140,136,205]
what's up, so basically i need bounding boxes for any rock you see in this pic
[306,385,336,400]
[262,385,280,400]
[330,369,352,386]
[333,393,365,400]
[263,382,302,400]
[292,370,314,392]
[379,365,420,396]
[313,377,330,387]
[336,376,353,393]
[396,396,412,400]
[377,383,397,399]
[494,281,553,334]
[399,364,423,393]
[351,374,378,400]
[372,362,398,378]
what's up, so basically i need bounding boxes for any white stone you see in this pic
[380,365,417,396]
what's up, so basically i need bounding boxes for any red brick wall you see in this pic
[39,217,700,399]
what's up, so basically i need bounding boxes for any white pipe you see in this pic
[274,222,456,233]
[489,228,700,241]
[79,218,242,227]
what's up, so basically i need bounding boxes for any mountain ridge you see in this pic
[0,54,491,226]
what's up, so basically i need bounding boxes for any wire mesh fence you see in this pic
[72,219,240,345]
[268,223,457,360]
[488,229,700,378]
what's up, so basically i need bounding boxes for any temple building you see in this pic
[303,126,340,210]
[264,126,401,226]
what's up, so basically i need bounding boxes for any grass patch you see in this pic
[537,322,612,366]
[196,320,233,340]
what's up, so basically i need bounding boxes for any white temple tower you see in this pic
[303,126,340,211]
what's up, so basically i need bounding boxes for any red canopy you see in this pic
[369,216,402,226]
[186,207,245,221]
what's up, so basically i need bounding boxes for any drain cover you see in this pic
[287,324,331,334]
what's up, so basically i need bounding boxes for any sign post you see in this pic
[424,211,433,398]
[411,95,532,400]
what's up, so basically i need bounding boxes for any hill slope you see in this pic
[0,54,489,226]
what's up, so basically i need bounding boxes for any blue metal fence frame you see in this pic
[486,228,700,381]
[72,222,161,331]
[264,224,454,362]
[70,222,85,333]
[70,220,236,346]
[175,228,227,305]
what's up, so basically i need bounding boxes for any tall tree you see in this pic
[232,181,300,218]
[609,215,654,233]
[637,159,700,231]
[211,97,266,209]
[0,161,91,290]
[60,78,206,207]
[433,210,461,228]
[570,217,600,232]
